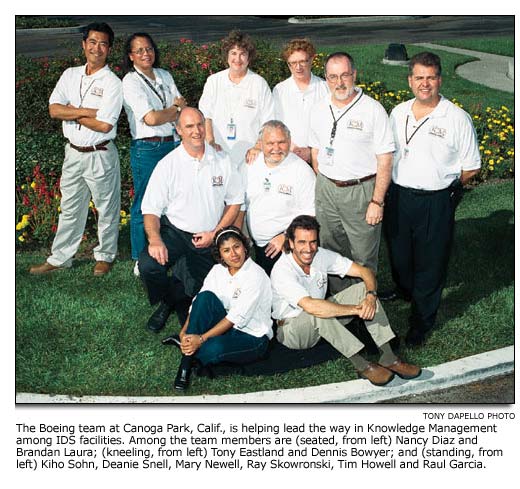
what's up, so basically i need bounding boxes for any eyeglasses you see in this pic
[131,46,154,56]
[287,59,310,68]
[326,72,354,83]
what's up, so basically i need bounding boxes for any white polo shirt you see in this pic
[198,258,273,339]
[390,96,482,190]
[273,73,329,147]
[241,152,316,247]
[271,248,353,320]
[49,64,122,146]
[309,88,395,180]
[141,142,244,233]
[122,67,182,139]
[198,68,275,166]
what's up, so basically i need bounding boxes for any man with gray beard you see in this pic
[309,52,395,295]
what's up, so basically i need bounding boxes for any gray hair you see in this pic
[258,120,291,140]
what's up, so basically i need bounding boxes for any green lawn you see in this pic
[433,37,514,57]
[15,180,514,398]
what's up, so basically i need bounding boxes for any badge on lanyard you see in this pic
[263,177,271,192]
[227,118,236,140]
[403,146,410,159]
[324,146,335,166]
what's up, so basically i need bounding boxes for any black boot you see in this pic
[173,356,193,391]
[147,302,173,332]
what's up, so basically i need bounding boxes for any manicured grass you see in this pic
[15,180,514,397]
[320,43,513,111]
[433,37,514,57]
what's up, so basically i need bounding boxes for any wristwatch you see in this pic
[370,198,384,207]
[366,290,378,298]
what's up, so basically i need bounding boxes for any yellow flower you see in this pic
[120,218,128,226]
[30,181,36,189]
[479,146,484,151]
[484,150,492,155]
[21,184,26,190]
[16,222,24,231]
[18,235,25,242]
[489,159,494,165]
[120,210,127,218]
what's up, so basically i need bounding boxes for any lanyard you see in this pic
[328,92,362,146]
[136,71,167,109]
[79,76,96,108]
[405,115,430,146]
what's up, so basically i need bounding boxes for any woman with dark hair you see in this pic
[122,32,187,275]
[198,30,274,168]
[173,226,273,391]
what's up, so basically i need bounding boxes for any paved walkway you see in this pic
[413,42,514,93]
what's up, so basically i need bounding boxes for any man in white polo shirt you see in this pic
[310,52,395,294]
[383,52,481,346]
[236,120,315,275]
[139,107,244,332]
[29,22,122,277]
[271,215,420,386]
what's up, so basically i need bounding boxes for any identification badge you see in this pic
[227,123,236,140]
[324,146,334,166]
[263,178,271,192]
[403,146,410,159]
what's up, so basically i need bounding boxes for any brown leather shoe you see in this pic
[358,362,394,386]
[29,262,64,275]
[93,261,113,276]
[383,359,422,379]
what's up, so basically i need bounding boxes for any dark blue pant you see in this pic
[384,183,456,333]
[253,243,281,276]
[139,218,214,307]
[187,291,269,366]
[130,138,176,260]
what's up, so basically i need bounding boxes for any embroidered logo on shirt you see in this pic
[347,119,364,131]
[212,176,224,186]
[244,98,257,109]
[429,126,447,138]
[277,184,293,195]
[317,277,327,289]
[232,287,242,299]
[91,87,104,97]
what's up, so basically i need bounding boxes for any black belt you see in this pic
[322,173,376,187]
[396,183,449,196]
[69,140,110,152]
[137,136,174,143]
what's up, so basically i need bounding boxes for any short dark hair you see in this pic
[283,215,320,253]
[325,51,356,73]
[82,22,115,47]
[408,51,442,76]
[221,30,256,64]
[122,32,160,73]
[212,226,251,265]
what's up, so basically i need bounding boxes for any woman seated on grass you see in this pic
[173,226,273,391]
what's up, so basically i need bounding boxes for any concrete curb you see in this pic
[16,346,513,404]
[16,25,84,35]
[288,16,418,25]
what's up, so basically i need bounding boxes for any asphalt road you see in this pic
[380,374,515,404]
[16,15,514,59]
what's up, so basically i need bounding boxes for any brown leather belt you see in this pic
[69,140,110,152]
[137,136,174,143]
[323,173,376,187]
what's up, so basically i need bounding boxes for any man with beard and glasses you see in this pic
[309,52,395,295]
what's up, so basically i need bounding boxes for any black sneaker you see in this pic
[147,302,173,333]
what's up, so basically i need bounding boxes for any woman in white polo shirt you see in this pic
[122,32,186,275]
[198,30,274,168]
[173,226,273,391]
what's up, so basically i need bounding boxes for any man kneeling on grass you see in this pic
[270,215,421,386]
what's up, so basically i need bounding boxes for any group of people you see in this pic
[28,21,481,392]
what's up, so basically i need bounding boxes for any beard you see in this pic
[333,85,355,101]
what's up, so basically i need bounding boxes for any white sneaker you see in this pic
[133,261,140,277]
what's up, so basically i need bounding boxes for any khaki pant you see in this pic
[315,172,382,294]
[277,282,395,358]
[48,142,121,267]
